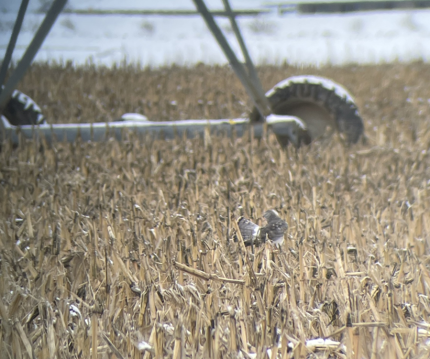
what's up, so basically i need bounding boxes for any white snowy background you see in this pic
[1,0,430,67]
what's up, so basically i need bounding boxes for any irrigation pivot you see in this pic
[194,0,364,145]
[0,0,364,147]
[0,114,307,147]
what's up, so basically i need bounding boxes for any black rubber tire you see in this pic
[250,75,364,144]
[1,89,46,126]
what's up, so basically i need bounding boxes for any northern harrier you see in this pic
[237,209,288,246]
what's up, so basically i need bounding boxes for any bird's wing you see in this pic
[237,217,260,244]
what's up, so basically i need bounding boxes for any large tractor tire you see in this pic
[1,88,46,126]
[250,75,364,146]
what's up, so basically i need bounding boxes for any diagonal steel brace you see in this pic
[192,0,271,119]
[0,0,68,111]
[0,0,29,90]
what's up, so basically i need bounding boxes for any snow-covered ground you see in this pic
[1,0,430,67]
[0,0,268,12]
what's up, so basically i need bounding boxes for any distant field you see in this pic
[2,63,430,358]
[15,61,430,130]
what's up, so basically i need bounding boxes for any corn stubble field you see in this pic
[2,62,430,358]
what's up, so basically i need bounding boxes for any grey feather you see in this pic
[261,210,288,244]
[237,217,260,246]
[236,210,288,247]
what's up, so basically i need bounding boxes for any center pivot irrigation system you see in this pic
[0,0,364,147]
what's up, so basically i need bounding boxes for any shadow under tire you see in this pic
[249,75,364,144]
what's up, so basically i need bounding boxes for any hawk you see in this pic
[237,209,288,246]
